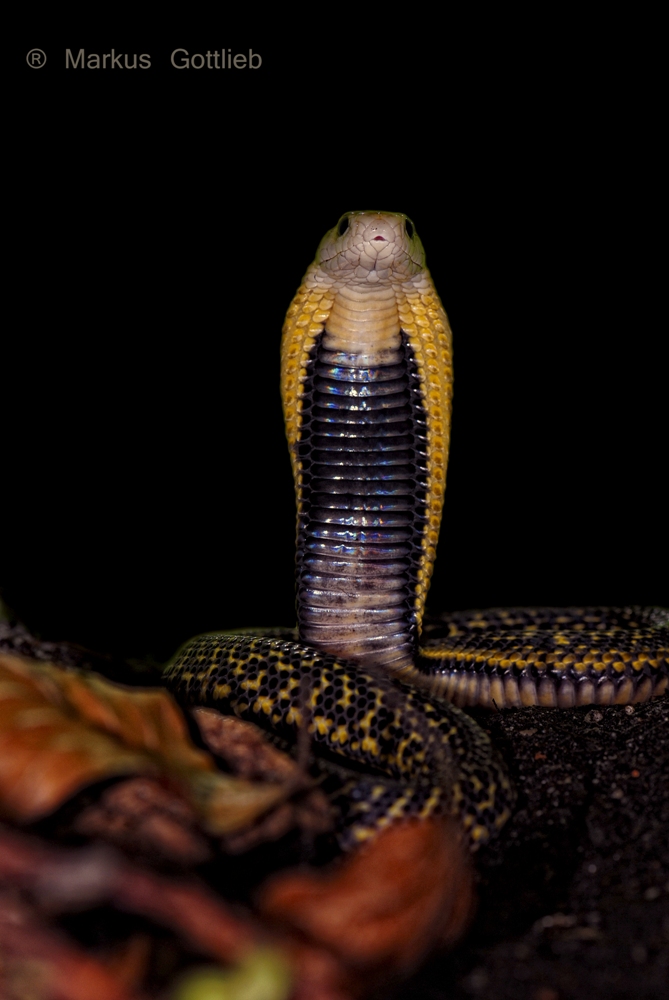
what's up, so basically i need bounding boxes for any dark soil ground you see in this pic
[2,620,667,1000]
[401,697,669,1000]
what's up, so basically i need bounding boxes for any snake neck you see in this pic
[294,291,428,671]
[281,214,453,676]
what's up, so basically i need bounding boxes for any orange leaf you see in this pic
[260,816,475,975]
[0,889,137,1000]
[0,653,288,831]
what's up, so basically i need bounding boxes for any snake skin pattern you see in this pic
[418,606,669,708]
[164,212,668,850]
[164,632,513,848]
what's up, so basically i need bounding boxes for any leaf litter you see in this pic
[0,648,474,998]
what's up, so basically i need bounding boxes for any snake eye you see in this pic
[337,216,350,237]
[405,219,414,239]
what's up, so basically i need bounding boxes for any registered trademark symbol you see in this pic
[26,49,47,69]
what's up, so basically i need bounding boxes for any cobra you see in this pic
[165,211,668,849]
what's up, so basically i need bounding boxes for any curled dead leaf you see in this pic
[0,824,255,962]
[0,887,137,1000]
[101,934,153,995]
[0,825,351,999]
[74,777,212,864]
[0,653,290,835]
[260,816,475,976]
[193,710,308,784]
[193,709,333,852]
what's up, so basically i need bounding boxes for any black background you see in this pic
[6,24,666,664]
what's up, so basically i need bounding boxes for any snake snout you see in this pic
[360,216,399,245]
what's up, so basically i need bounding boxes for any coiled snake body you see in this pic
[165,212,668,849]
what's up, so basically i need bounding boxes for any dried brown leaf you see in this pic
[0,653,289,834]
[194,709,333,852]
[74,777,211,864]
[101,934,152,994]
[0,888,138,1000]
[0,825,354,999]
[194,710,308,784]
[0,825,255,962]
[260,816,475,975]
